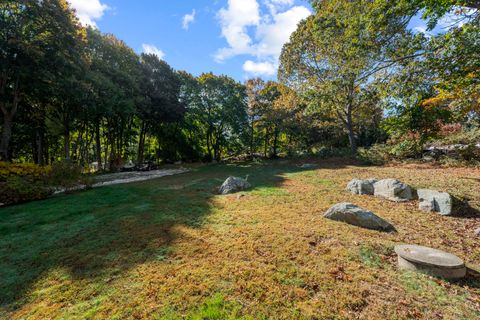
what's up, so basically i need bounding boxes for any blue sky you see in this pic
[68,0,434,82]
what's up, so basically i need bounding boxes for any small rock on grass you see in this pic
[346,179,377,195]
[417,189,453,216]
[374,179,414,202]
[324,203,396,232]
[219,176,251,195]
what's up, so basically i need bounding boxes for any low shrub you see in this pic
[0,177,53,206]
[0,162,51,181]
[315,147,353,159]
[49,160,92,191]
[0,162,52,206]
[357,144,393,164]
[0,160,93,206]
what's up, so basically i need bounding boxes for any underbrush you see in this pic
[0,160,91,206]
[358,142,480,167]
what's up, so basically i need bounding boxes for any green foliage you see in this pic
[179,72,248,161]
[49,160,92,190]
[357,145,393,164]
[0,176,52,206]
[2,0,479,169]
[280,0,417,153]
[0,162,51,180]
[0,162,53,205]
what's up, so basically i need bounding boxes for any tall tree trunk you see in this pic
[272,126,279,158]
[137,120,146,165]
[206,128,212,162]
[0,112,14,161]
[214,133,222,162]
[36,127,44,165]
[250,120,255,157]
[0,75,20,161]
[345,104,357,154]
[64,124,70,160]
[264,128,269,158]
[95,117,102,170]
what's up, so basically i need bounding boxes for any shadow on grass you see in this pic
[0,159,353,312]
[460,267,480,289]
[450,196,480,219]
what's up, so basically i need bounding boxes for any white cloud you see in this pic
[413,25,427,34]
[243,60,276,76]
[255,6,311,57]
[68,0,108,26]
[215,0,311,77]
[142,44,166,60]
[216,0,261,61]
[182,9,196,30]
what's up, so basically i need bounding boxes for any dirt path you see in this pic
[93,168,189,187]
[53,168,190,195]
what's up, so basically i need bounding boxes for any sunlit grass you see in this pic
[0,160,479,319]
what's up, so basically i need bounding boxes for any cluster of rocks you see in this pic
[347,178,414,202]
[326,178,474,279]
[216,174,474,280]
[346,178,453,216]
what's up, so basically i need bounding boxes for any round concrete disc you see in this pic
[394,245,464,269]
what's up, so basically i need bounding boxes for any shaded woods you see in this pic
[1,0,479,170]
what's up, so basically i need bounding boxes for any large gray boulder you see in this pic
[474,228,480,238]
[219,176,251,195]
[346,179,377,195]
[417,189,453,216]
[324,203,395,232]
[374,179,414,202]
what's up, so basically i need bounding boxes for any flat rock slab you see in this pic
[324,203,395,232]
[395,245,466,280]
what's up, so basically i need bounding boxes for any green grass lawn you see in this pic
[1,160,479,319]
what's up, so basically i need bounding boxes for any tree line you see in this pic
[1,0,479,169]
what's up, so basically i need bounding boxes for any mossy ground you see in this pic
[0,159,479,319]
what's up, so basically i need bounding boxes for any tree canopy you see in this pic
[1,0,479,166]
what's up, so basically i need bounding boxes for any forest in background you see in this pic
[1,0,479,171]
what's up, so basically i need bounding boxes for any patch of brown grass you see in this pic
[3,160,480,319]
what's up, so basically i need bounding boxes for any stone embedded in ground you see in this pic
[374,179,414,202]
[417,189,453,216]
[323,203,395,232]
[299,163,316,169]
[346,179,377,195]
[395,244,466,280]
[474,228,480,237]
[219,176,251,195]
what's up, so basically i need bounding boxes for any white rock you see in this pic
[374,179,414,202]
[346,179,377,195]
[417,189,453,216]
[219,176,251,195]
